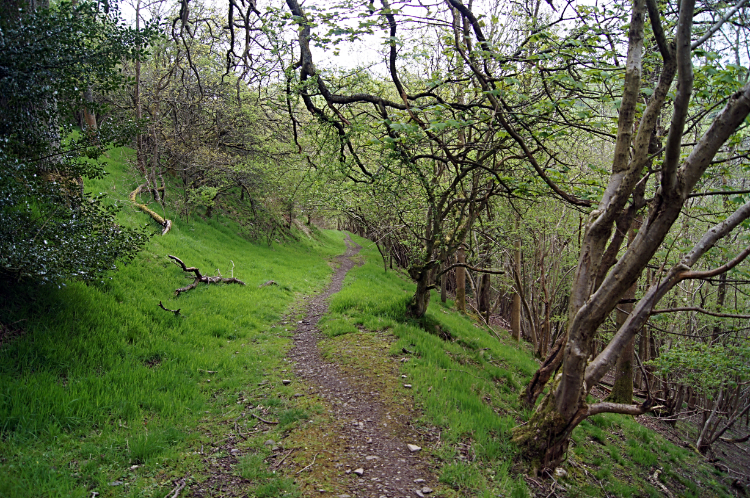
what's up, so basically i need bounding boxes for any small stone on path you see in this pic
[407,444,421,453]
[421,487,433,494]
[414,479,425,484]
[353,468,364,477]
[415,490,425,498]
[403,384,412,388]
[282,379,291,385]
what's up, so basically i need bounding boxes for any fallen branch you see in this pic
[649,470,674,498]
[130,184,172,235]
[273,448,295,468]
[296,452,318,474]
[168,255,245,296]
[720,434,750,444]
[163,478,186,498]
[250,412,278,425]
[158,301,180,316]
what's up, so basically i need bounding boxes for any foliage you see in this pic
[650,342,750,397]
[0,1,153,282]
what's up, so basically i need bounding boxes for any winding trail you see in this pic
[287,234,438,498]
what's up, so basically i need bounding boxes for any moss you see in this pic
[511,391,570,473]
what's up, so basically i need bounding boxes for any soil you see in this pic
[283,234,440,498]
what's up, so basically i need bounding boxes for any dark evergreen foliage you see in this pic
[0,1,154,282]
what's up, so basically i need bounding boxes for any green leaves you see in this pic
[0,1,153,283]
[649,342,750,397]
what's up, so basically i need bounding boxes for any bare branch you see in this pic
[650,306,750,319]
[692,0,750,50]
[437,262,505,277]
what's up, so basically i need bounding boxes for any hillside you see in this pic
[0,146,742,497]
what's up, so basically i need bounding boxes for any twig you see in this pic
[273,448,295,468]
[296,452,318,474]
[634,351,652,401]
[250,412,279,425]
[164,478,186,498]
[234,420,247,441]
[650,469,675,498]
[198,369,218,374]
[158,301,181,316]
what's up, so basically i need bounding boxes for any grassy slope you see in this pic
[0,146,345,497]
[317,234,734,498]
[0,146,734,497]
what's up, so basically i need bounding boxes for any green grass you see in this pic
[317,234,737,497]
[0,145,346,497]
[0,145,738,497]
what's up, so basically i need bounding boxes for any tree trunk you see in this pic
[407,264,436,318]
[440,248,448,303]
[607,220,640,404]
[456,244,466,313]
[478,272,491,322]
[511,228,522,341]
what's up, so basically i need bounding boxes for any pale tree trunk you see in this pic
[511,218,522,341]
[440,248,448,303]
[456,244,466,313]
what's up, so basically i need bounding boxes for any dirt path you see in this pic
[286,234,438,498]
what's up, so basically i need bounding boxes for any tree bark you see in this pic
[456,244,466,313]
[514,0,750,471]
[607,219,640,404]
[511,225,522,341]
[440,248,448,303]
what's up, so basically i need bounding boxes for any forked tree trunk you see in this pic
[513,0,750,472]
[407,263,437,318]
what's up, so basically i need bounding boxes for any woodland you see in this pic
[1,0,750,496]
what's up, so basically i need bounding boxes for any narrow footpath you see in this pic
[286,234,438,498]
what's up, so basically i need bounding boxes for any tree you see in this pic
[0,1,152,282]
[231,0,750,471]
[508,0,750,471]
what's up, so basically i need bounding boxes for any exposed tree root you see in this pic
[129,184,172,235]
[168,255,245,296]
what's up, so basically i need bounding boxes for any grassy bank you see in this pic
[0,145,735,497]
[315,234,734,497]
[0,146,345,497]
